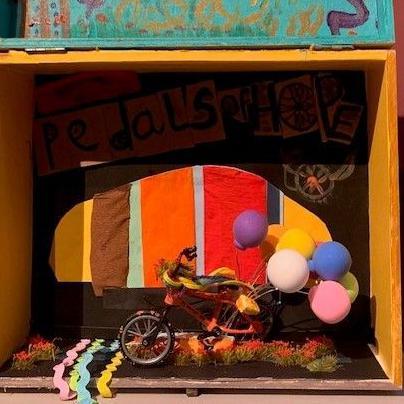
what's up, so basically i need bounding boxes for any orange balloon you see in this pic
[260,224,287,259]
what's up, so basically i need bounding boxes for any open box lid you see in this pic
[0,0,395,51]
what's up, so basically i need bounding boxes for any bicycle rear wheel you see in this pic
[119,312,174,366]
[218,297,276,341]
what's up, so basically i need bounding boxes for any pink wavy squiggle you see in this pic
[53,339,91,401]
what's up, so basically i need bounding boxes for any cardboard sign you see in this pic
[314,73,364,144]
[34,105,114,174]
[125,94,170,158]
[33,74,364,175]
[34,81,227,174]
[35,72,140,115]
[157,87,194,151]
[218,87,252,124]
[186,81,225,144]
[251,81,281,137]
[276,75,319,138]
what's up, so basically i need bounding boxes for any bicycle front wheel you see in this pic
[119,313,174,366]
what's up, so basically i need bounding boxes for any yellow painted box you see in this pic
[0,49,401,391]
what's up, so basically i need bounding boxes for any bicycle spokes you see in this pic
[120,314,174,365]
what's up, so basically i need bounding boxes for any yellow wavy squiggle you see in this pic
[96,352,124,398]
[68,357,83,392]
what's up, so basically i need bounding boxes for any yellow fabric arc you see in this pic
[50,200,93,282]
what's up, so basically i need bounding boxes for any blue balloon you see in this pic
[308,241,352,281]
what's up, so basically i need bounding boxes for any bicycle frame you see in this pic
[164,288,263,335]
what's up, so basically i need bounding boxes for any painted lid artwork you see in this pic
[1,0,393,48]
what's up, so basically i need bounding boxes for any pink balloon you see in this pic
[309,281,351,324]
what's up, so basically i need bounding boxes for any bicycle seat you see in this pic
[177,275,254,292]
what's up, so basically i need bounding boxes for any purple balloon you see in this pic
[233,210,268,250]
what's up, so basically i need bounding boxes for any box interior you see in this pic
[30,69,371,333]
[0,50,400,388]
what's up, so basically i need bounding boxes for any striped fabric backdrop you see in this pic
[123,165,280,289]
[51,165,331,295]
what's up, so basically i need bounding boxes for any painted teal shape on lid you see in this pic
[0,0,395,49]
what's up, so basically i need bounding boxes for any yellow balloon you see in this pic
[260,224,288,259]
[339,272,359,303]
[276,228,316,259]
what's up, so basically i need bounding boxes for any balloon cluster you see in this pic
[233,210,359,325]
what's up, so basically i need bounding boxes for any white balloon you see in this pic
[266,249,309,293]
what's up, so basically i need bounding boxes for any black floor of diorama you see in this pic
[0,336,387,381]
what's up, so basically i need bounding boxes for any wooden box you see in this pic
[0,0,395,49]
[0,49,401,392]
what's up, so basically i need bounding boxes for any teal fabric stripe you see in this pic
[193,166,205,276]
[127,181,144,288]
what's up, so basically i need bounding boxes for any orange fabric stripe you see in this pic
[140,168,196,287]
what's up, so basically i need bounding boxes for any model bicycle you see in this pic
[119,246,281,366]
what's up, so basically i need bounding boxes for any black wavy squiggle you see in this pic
[327,0,370,35]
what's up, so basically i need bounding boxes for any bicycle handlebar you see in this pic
[169,246,197,278]
[182,246,197,261]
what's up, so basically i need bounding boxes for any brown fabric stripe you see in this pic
[90,184,130,296]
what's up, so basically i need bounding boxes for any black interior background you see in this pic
[31,70,371,342]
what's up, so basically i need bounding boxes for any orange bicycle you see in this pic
[119,247,279,366]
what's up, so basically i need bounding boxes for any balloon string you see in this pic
[235,248,267,284]
[297,290,309,296]
[235,248,241,280]
[248,254,269,286]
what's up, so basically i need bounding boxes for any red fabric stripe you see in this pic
[203,166,267,283]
